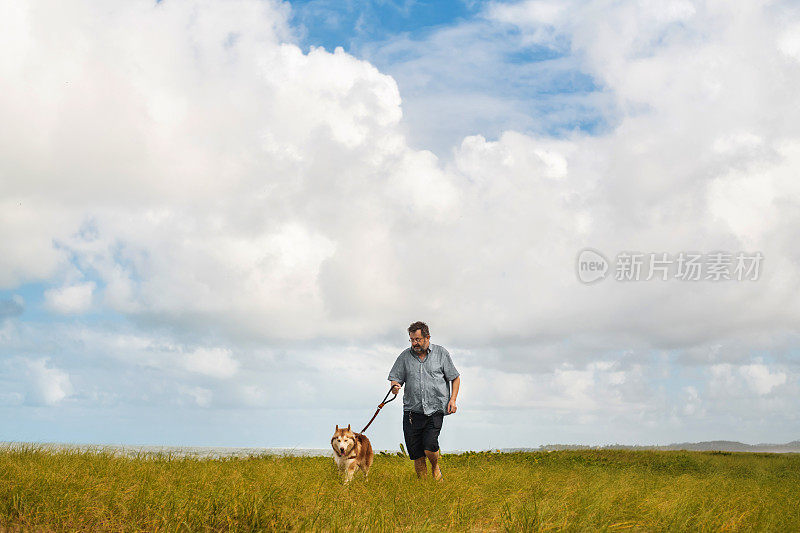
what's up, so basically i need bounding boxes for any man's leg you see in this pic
[414,456,428,478]
[422,413,444,480]
[425,449,442,480]
[404,411,427,478]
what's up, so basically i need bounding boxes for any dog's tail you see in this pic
[355,433,373,455]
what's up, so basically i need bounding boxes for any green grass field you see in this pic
[1,444,799,531]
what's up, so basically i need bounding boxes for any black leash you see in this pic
[360,386,398,434]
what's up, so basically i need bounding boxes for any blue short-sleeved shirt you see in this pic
[387,344,460,416]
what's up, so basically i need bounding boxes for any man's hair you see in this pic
[408,321,430,338]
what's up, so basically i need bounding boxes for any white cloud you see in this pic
[710,361,789,397]
[25,358,73,406]
[682,386,702,416]
[2,0,800,445]
[709,364,737,395]
[237,384,269,407]
[0,202,75,290]
[179,386,212,407]
[777,22,800,61]
[183,347,239,379]
[461,360,643,414]
[44,282,95,314]
[739,362,787,396]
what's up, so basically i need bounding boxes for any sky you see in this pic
[1,0,800,451]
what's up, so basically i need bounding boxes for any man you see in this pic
[387,321,460,480]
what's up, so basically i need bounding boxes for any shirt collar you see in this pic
[410,345,431,357]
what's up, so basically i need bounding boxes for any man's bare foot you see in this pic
[433,466,443,481]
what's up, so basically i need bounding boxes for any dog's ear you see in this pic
[347,423,351,431]
[336,424,339,431]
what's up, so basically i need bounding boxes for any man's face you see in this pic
[409,329,430,354]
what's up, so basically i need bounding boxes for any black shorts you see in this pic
[403,410,444,460]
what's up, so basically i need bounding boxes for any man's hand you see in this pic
[448,375,460,414]
[447,398,457,414]
[390,381,402,394]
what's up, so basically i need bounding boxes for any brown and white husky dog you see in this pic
[330,424,374,483]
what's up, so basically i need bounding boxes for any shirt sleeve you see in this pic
[442,348,460,381]
[387,354,406,384]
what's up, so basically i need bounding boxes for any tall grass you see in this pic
[1,444,798,531]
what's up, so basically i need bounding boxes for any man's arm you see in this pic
[388,354,406,394]
[447,376,460,413]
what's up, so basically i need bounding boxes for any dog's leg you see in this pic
[344,463,357,484]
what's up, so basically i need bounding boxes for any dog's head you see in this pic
[331,424,356,456]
